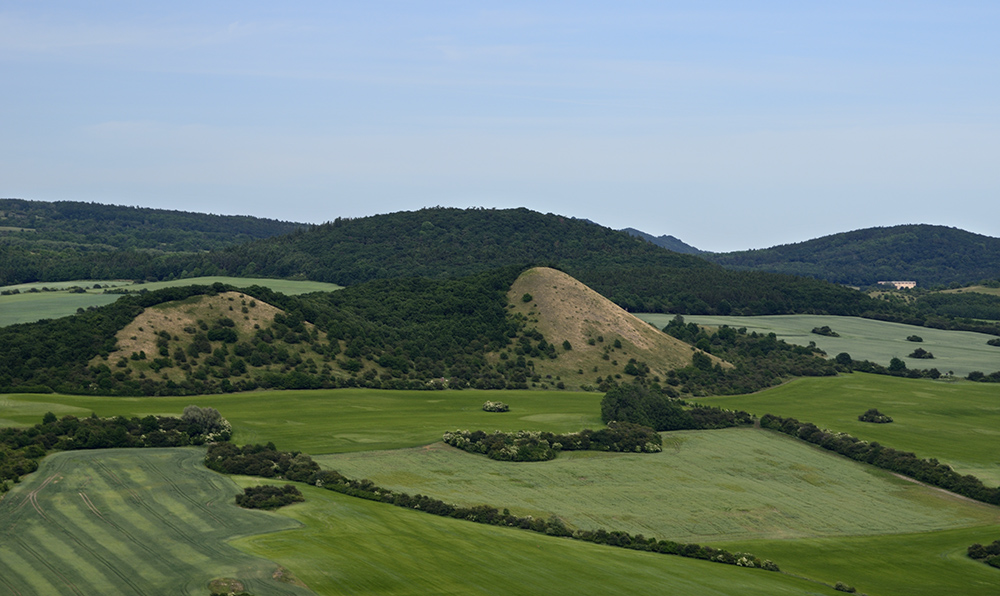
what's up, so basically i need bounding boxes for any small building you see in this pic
[877,281,916,289]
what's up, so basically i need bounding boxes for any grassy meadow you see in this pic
[231,478,842,596]
[0,448,311,596]
[697,373,1000,485]
[0,276,343,327]
[0,389,604,454]
[316,427,999,543]
[636,313,1000,377]
[4,378,1000,595]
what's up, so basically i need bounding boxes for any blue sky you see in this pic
[2,1,998,251]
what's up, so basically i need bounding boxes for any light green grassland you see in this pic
[0,448,312,596]
[0,389,604,454]
[697,373,1000,485]
[718,525,1000,596]
[0,276,343,327]
[636,313,1000,377]
[316,428,999,543]
[232,478,842,596]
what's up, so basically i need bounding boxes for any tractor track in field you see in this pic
[13,535,86,596]
[94,459,193,541]
[141,456,230,527]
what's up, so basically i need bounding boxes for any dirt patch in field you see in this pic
[273,565,309,588]
[209,577,246,593]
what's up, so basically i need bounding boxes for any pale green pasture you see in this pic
[316,427,999,543]
[0,276,343,326]
[0,389,604,454]
[636,313,1000,377]
[0,291,121,326]
[0,448,311,596]
[698,374,1000,485]
[719,525,1000,596]
[233,478,841,596]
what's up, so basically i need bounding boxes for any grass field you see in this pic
[0,276,343,327]
[636,313,1000,377]
[697,373,1000,485]
[0,448,312,596]
[718,525,1000,596]
[232,478,842,596]
[0,389,604,454]
[316,428,999,543]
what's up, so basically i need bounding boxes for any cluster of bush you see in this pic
[857,408,893,423]
[205,442,779,573]
[204,442,320,482]
[600,383,753,431]
[760,414,1000,506]
[442,423,662,462]
[482,401,509,412]
[1,407,229,493]
[811,326,840,337]
[967,540,1000,568]
[234,484,304,510]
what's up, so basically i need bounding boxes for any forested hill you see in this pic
[0,199,305,251]
[621,228,702,254]
[705,224,1000,287]
[207,207,881,315]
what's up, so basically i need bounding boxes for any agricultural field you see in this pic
[0,389,604,453]
[0,448,311,596]
[0,276,343,327]
[637,313,1000,377]
[698,373,1000,485]
[231,478,842,596]
[316,427,998,543]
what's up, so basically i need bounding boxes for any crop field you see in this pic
[697,373,1000,485]
[0,448,311,596]
[232,478,841,596]
[636,313,1000,377]
[316,428,998,543]
[0,276,343,327]
[0,389,604,453]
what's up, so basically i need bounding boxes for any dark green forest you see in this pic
[0,199,305,285]
[707,224,1000,287]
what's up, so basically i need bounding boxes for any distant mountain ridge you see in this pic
[621,228,702,254]
[704,224,1000,287]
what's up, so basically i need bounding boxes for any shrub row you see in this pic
[205,443,778,572]
[442,422,662,462]
[760,414,1000,505]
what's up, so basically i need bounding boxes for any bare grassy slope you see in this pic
[505,267,724,387]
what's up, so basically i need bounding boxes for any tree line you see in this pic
[760,414,1000,506]
[441,423,663,462]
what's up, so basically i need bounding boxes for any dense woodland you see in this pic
[707,224,1000,287]
[0,199,303,285]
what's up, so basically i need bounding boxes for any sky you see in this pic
[2,1,998,252]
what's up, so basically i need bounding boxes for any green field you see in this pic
[232,478,841,596]
[697,373,1000,485]
[0,448,312,596]
[636,313,1000,377]
[0,389,604,454]
[317,427,998,543]
[0,276,343,327]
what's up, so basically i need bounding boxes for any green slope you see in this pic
[706,223,1000,287]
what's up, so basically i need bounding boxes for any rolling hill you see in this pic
[706,224,1000,287]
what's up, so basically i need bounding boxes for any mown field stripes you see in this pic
[0,448,313,596]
